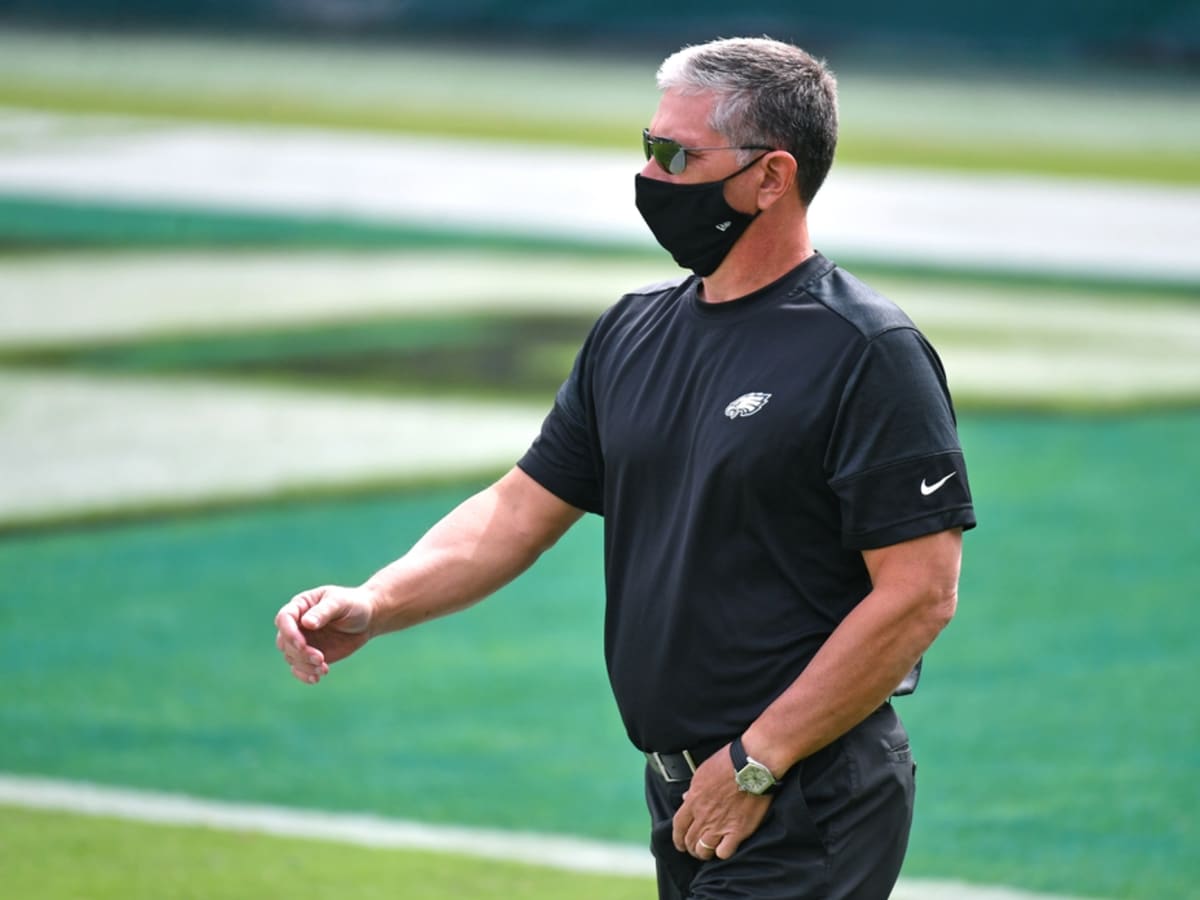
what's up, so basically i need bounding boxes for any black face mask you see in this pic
[634,157,762,277]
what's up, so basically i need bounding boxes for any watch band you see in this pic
[730,736,751,771]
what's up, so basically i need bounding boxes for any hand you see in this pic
[672,744,772,861]
[274,585,374,684]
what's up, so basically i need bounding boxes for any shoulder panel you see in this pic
[804,266,917,339]
[624,274,691,298]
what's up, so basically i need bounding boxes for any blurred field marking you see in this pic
[0,251,666,345]
[883,284,1200,409]
[0,774,1097,900]
[1,361,1194,528]
[0,109,1197,284]
[2,251,1198,412]
[0,369,544,523]
[0,28,1197,162]
[3,250,1198,348]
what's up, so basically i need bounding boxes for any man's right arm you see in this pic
[274,466,583,684]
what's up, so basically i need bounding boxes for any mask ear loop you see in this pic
[724,152,771,182]
[725,154,772,226]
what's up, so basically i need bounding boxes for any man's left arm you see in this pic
[671,527,962,860]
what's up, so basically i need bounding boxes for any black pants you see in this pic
[645,704,916,900]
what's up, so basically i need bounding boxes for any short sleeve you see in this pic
[825,327,976,550]
[517,333,605,515]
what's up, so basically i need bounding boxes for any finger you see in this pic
[299,590,344,631]
[684,823,712,860]
[281,633,326,666]
[290,663,320,684]
[296,655,330,680]
[275,596,315,648]
[276,587,334,648]
[715,832,739,860]
[275,630,310,659]
[672,807,693,853]
[283,648,325,672]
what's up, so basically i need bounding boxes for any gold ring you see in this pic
[697,838,716,851]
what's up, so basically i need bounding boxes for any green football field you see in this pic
[0,806,655,900]
[2,28,1198,900]
[3,412,1198,898]
[1,28,1198,184]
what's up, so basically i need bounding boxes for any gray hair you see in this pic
[656,37,838,206]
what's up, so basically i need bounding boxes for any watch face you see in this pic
[736,762,775,795]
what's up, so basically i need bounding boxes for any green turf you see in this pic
[0,806,654,900]
[1,411,1197,898]
[4,200,1198,302]
[0,195,657,256]
[834,132,1200,186]
[4,78,1195,185]
[1,29,1197,185]
[0,486,645,839]
[900,412,1200,898]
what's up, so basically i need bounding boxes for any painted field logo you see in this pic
[725,392,772,419]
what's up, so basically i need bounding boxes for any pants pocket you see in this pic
[886,738,912,764]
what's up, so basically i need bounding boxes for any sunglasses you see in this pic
[642,128,773,175]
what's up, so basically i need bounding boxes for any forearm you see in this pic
[362,468,582,637]
[742,587,950,776]
[742,529,961,778]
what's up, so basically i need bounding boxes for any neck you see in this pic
[699,211,813,303]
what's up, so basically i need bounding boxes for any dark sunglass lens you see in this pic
[667,146,687,175]
[652,141,684,175]
[652,143,673,172]
[643,131,687,175]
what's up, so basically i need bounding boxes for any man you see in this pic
[275,36,975,899]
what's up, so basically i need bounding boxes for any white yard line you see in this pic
[0,774,1095,900]
[3,252,1198,407]
[0,370,545,522]
[3,251,1199,522]
[0,109,1196,283]
[4,250,1199,350]
[0,346,1186,526]
[0,251,665,346]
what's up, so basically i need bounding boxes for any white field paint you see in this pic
[1,251,1198,404]
[0,251,670,345]
[3,250,1200,351]
[3,251,1200,522]
[0,774,1095,900]
[0,348,1190,524]
[0,108,1197,283]
[0,370,546,521]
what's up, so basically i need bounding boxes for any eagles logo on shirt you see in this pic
[724,392,772,419]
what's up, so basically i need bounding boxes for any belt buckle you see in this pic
[648,749,697,783]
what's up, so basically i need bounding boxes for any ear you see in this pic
[755,151,798,211]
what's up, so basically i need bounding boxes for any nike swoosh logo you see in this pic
[920,472,957,496]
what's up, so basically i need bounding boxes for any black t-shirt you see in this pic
[517,253,976,753]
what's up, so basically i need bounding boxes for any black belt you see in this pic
[647,702,899,785]
[646,742,724,783]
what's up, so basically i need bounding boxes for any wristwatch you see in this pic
[730,736,779,795]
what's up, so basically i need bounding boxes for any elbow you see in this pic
[893,576,957,641]
[924,582,958,635]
